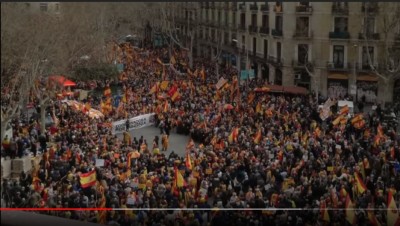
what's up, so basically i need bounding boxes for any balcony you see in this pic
[238,24,247,32]
[356,62,379,72]
[296,5,313,14]
[293,30,313,39]
[332,4,349,15]
[249,25,258,33]
[327,62,351,72]
[362,3,379,14]
[259,26,270,35]
[272,29,283,37]
[232,3,238,11]
[358,33,380,40]
[204,3,210,9]
[292,60,313,69]
[268,55,284,67]
[274,5,283,13]
[329,31,350,39]
[261,4,269,12]
[239,3,246,11]
[250,4,258,11]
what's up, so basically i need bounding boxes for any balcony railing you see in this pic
[362,3,379,13]
[268,55,284,66]
[261,4,269,12]
[293,30,312,39]
[327,62,351,72]
[249,25,258,33]
[272,29,283,37]
[238,24,246,31]
[358,33,380,40]
[250,4,258,11]
[259,26,270,35]
[292,60,313,69]
[332,4,349,15]
[356,62,379,72]
[296,5,313,14]
[329,31,350,39]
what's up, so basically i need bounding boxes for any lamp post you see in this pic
[352,43,358,102]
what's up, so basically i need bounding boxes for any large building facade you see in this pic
[170,2,400,103]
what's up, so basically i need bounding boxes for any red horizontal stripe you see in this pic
[0,208,112,211]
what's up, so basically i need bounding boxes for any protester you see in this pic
[1,43,399,226]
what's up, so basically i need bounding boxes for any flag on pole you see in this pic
[174,166,186,188]
[346,194,356,225]
[387,191,400,226]
[185,152,192,170]
[339,105,349,115]
[354,172,367,194]
[80,170,97,188]
[228,127,239,143]
[253,129,262,144]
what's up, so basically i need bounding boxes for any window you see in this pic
[40,3,48,12]
[262,15,269,27]
[333,2,348,8]
[253,37,257,55]
[218,11,221,23]
[240,13,246,27]
[224,32,229,45]
[275,69,283,85]
[299,1,310,6]
[362,46,374,69]
[363,17,375,35]
[275,16,283,31]
[264,39,268,58]
[242,35,246,50]
[251,14,257,26]
[275,2,283,11]
[277,42,282,60]
[334,17,348,32]
[232,12,236,26]
[296,17,309,35]
[298,44,308,65]
[225,11,229,26]
[333,45,344,68]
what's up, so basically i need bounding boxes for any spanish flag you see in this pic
[354,172,367,194]
[185,152,192,170]
[345,194,356,225]
[149,82,159,94]
[97,186,107,224]
[332,115,344,126]
[168,85,178,97]
[351,114,363,124]
[160,81,169,90]
[354,119,366,129]
[156,58,163,65]
[228,127,239,143]
[247,92,255,104]
[171,91,181,102]
[200,68,206,81]
[320,201,330,222]
[368,210,382,226]
[80,170,97,188]
[314,127,322,138]
[387,191,400,226]
[339,105,349,115]
[32,177,41,191]
[253,129,262,144]
[256,102,262,114]
[163,100,169,112]
[377,124,384,137]
[104,86,112,97]
[174,166,186,188]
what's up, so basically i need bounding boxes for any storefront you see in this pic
[394,79,400,103]
[327,73,349,99]
[356,73,379,103]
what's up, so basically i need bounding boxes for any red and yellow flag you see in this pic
[332,115,344,126]
[174,166,186,188]
[104,86,112,97]
[387,191,400,226]
[200,68,206,81]
[185,152,192,170]
[228,127,239,143]
[160,81,169,90]
[351,114,363,124]
[339,105,349,115]
[149,82,160,94]
[345,194,356,225]
[80,170,97,188]
[171,91,181,102]
[253,129,262,144]
[256,102,262,114]
[247,92,255,104]
[354,172,367,194]
[163,100,169,112]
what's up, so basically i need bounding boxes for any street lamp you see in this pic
[352,43,358,102]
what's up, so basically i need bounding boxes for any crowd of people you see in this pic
[1,42,400,226]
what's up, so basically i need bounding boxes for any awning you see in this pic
[49,75,76,87]
[283,86,308,95]
[357,74,379,82]
[265,84,284,92]
[328,73,349,80]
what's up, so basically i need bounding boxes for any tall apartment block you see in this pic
[169,2,400,104]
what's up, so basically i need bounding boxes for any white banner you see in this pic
[111,113,156,135]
